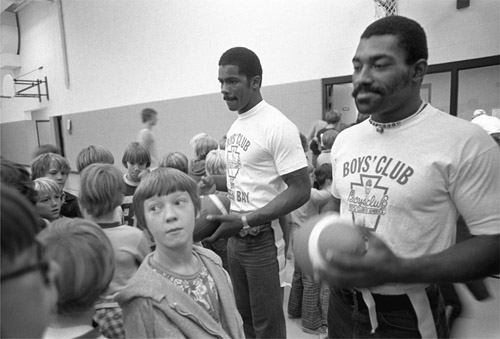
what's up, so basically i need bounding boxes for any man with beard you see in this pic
[320,16,499,338]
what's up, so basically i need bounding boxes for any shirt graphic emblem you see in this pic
[349,174,389,231]
[227,145,241,188]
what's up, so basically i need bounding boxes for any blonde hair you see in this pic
[189,132,209,149]
[321,129,339,150]
[194,136,219,160]
[33,177,62,199]
[205,149,226,176]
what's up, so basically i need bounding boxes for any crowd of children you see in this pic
[1,128,244,338]
[0,119,342,338]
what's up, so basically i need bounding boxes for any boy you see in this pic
[315,129,338,167]
[31,152,82,218]
[38,218,115,339]
[121,142,151,226]
[137,108,158,167]
[159,151,189,174]
[34,177,65,227]
[287,163,334,334]
[188,134,219,183]
[76,145,122,223]
[1,186,59,338]
[116,168,244,338]
[203,149,230,269]
[79,163,151,339]
[76,144,115,172]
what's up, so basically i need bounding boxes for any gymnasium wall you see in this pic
[1,0,499,168]
[60,79,321,171]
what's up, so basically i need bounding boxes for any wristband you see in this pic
[239,215,251,237]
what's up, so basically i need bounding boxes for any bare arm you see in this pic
[246,167,311,226]
[320,229,499,288]
[397,234,499,283]
[204,167,311,242]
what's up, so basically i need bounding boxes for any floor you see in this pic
[282,256,500,339]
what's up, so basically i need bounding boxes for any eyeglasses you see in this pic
[1,240,51,285]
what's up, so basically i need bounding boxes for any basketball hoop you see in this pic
[373,0,398,19]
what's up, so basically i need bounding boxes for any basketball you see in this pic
[193,194,231,242]
[293,213,367,277]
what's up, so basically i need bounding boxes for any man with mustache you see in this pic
[321,16,499,338]
[201,46,311,338]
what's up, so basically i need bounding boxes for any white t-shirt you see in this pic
[331,104,500,259]
[471,114,500,135]
[225,100,308,213]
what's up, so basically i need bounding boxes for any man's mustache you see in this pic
[352,85,385,98]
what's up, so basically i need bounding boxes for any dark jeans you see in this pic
[227,226,286,339]
[328,285,449,338]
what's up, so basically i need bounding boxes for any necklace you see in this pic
[369,102,427,133]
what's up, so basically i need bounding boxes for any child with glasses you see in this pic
[116,168,244,338]
[38,218,115,339]
[34,177,66,227]
[1,185,59,338]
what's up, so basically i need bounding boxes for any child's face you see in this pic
[45,164,68,190]
[36,192,62,221]
[126,161,148,182]
[144,191,197,249]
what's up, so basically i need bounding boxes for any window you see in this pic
[322,56,500,123]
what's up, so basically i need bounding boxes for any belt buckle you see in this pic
[239,225,262,237]
[248,226,261,236]
[239,227,250,237]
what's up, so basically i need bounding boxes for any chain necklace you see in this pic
[369,102,427,133]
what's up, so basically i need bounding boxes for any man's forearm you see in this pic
[396,234,499,284]
[246,184,310,227]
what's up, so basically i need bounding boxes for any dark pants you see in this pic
[227,227,286,338]
[327,285,449,338]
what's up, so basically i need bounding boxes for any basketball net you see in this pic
[373,0,398,19]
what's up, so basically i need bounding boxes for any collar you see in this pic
[237,100,265,119]
[97,221,122,229]
[123,174,140,187]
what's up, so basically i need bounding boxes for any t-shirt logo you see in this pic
[227,145,241,188]
[348,174,389,231]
